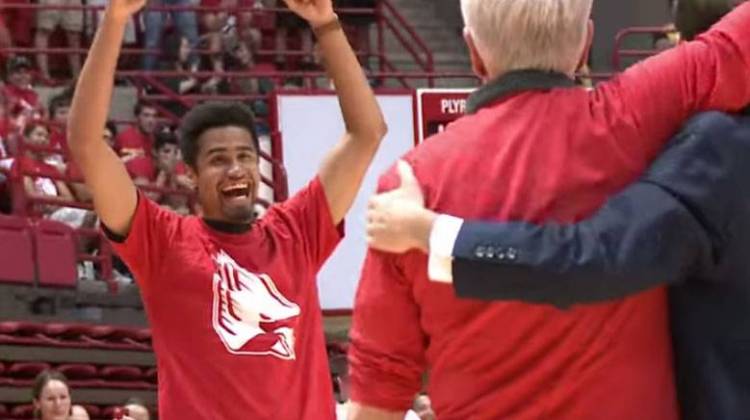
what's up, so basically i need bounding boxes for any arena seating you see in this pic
[0,321,152,351]
[0,215,35,285]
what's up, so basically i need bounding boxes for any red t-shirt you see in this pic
[3,84,41,116]
[125,156,156,181]
[109,177,342,419]
[115,125,153,159]
[49,128,68,154]
[11,156,60,197]
[349,4,750,420]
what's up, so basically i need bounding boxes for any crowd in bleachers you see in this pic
[1,369,154,419]
[0,0,382,228]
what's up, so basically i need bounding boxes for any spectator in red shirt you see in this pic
[48,89,73,152]
[114,101,158,162]
[3,56,44,123]
[126,128,191,214]
[347,1,750,419]
[11,121,76,217]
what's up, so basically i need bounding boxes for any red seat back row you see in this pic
[0,215,77,288]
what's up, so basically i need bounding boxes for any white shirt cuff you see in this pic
[427,214,464,283]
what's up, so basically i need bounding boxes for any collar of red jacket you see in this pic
[466,70,576,114]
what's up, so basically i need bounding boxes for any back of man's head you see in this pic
[123,397,150,420]
[675,0,739,40]
[460,0,594,77]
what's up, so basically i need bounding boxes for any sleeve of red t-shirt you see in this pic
[347,162,428,411]
[105,192,180,295]
[266,176,344,272]
[596,2,750,165]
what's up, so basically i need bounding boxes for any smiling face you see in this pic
[191,126,259,224]
[26,124,50,147]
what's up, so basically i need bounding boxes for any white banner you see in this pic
[277,93,415,310]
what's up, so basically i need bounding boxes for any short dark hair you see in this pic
[154,127,179,152]
[134,100,156,117]
[675,0,735,41]
[178,102,259,168]
[48,92,73,118]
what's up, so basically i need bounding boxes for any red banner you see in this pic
[414,89,473,144]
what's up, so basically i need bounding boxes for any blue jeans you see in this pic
[143,0,199,70]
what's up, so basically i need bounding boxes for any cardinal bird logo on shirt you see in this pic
[211,251,300,360]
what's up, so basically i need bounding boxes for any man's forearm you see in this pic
[68,11,127,156]
[316,17,386,142]
[447,182,714,307]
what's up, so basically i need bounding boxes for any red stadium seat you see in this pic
[7,362,51,378]
[57,363,97,379]
[0,321,46,336]
[0,403,7,417]
[99,365,143,381]
[101,406,118,419]
[143,367,158,383]
[44,323,94,339]
[0,321,51,346]
[88,325,151,350]
[0,215,35,285]
[10,403,34,418]
[33,219,78,288]
[88,325,151,341]
[80,404,101,418]
[0,361,5,375]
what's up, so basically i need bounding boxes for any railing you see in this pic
[3,122,288,289]
[612,26,673,70]
[0,1,438,88]
[377,0,435,87]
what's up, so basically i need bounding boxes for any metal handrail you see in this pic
[612,26,672,70]
[378,0,435,87]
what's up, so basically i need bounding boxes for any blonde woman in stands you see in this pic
[68,0,386,417]
[31,370,71,420]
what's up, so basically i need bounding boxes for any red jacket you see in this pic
[349,4,750,420]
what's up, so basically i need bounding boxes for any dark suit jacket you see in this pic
[451,111,750,420]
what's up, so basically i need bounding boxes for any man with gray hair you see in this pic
[348,0,750,419]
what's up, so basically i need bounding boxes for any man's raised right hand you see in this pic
[106,0,147,21]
